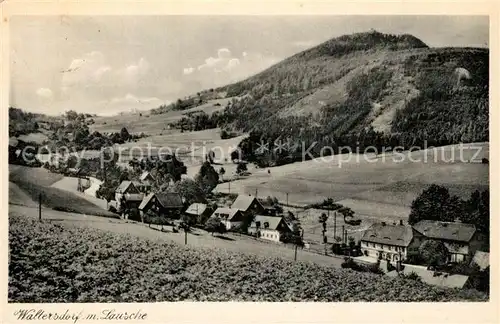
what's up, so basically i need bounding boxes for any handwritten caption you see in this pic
[14,309,148,323]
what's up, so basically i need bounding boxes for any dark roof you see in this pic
[231,194,263,211]
[116,181,136,193]
[156,192,183,209]
[413,220,476,243]
[361,223,413,247]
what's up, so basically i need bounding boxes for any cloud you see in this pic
[97,93,168,115]
[183,67,195,75]
[61,51,109,90]
[36,87,53,99]
[183,48,280,90]
[124,57,150,79]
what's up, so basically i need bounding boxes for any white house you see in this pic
[212,207,245,230]
[247,215,292,243]
[360,222,418,263]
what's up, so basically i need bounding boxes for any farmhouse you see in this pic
[386,264,470,289]
[115,181,144,204]
[247,215,292,243]
[212,207,245,230]
[139,171,155,185]
[185,203,213,224]
[412,220,483,263]
[138,192,184,219]
[231,194,265,216]
[360,222,421,262]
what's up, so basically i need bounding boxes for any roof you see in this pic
[387,264,470,289]
[413,220,476,243]
[140,171,154,181]
[156,192,183,209]
[213,207,243,221]
[361,223,413,247]
[185,203,208,216]
[251,215,288,231]
[231,194,263,211]
[139,192,155,210]
[116,181,136,193]
[472,251,489,270]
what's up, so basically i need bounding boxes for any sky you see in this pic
[9,15,489,116]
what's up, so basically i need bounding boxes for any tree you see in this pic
[195,161,219,193]
[319,212,329,254]
[236,162,248,175]
[419,240,449,267]
[65,110,78,121]
[219,167,226,180]
[172,179,206,206]
[408,184,461,225]
[120,127,130,142]
[205,216,226,236]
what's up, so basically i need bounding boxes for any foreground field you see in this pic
[9,214,487,302]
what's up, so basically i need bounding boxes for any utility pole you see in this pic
[342,225,345,244]
[333,211,337,239]
[286,192,289,206]
[294,244,298,261]
[38,193,42,221]
[255,188,258,198]
[228,181,230,195]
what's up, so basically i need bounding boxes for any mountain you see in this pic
[210,30,488,158]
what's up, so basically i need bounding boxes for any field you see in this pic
[214,143,489,220]
[8,212,487,302]
[9,165,114,218]
[90,97,233,135]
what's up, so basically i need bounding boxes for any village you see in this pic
[65,159,488,291]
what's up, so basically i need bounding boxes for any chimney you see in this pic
[399,220,403,226]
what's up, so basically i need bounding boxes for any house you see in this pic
[185,203,213,224]
[212,207,245,230]
[231,194,265,216]
[471,251,489,270]
[247,215,292,243]
[140,171,155,186]
[386,264,470,289]
[115,181,144,205]
[132,180,151,194]
[259,199,279,216]
[412,220,483,263]
[360,222,421,263]
[138,192,184,219]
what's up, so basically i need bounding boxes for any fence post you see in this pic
[38,193,42,221]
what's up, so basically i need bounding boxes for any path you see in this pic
[9,204,344,268]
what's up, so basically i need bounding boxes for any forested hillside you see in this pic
[200,31,489,164]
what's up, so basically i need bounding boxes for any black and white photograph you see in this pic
[5,11,492,309]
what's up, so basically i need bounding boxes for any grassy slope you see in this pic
[214,143,489,217]
[9,165,115,218]
[9,213,487,302]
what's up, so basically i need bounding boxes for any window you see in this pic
[388,246,392,251]
[255,221,261,228]
[264,222,269,229]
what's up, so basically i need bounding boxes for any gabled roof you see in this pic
[139,192,155,210]
[116,181,136,193]
[231,194,263,211]
[472,251,489,270]
[251,215,288,231]
[387,264,470,289]
[156,192,183,209]
[213,207,243,221]
[413,220,476,243]
[140,171,154,181]
[361,223,413,247]
[185,203,208,216]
